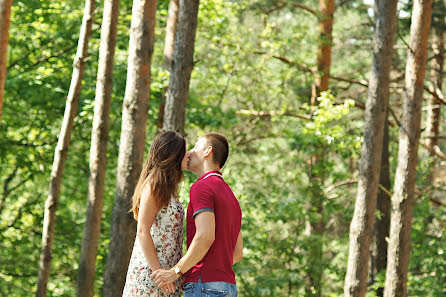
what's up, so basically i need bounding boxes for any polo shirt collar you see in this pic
[198,170,223,181]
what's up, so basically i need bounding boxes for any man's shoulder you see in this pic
[190,179,214,194]
[192,177,215,188]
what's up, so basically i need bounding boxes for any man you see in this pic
[151,133,243,297]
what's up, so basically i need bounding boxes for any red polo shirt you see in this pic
[184,171,242,284]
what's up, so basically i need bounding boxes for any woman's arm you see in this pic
[137,187,176,293]
[136,187,162,272]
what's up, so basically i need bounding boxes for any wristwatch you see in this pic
[174,265,183,276]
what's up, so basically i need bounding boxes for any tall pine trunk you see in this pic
[370,115,391,297]
[157,0,179,132]
[162,0,200,134]
[425,19,444,151]
[305,157,325,297]
[384,0,433,296]
[311,0,334,104]
[102,0,157,295]
[76,1,120,296]
[0,0,12,122]
[163,0,179,70]
[305,1,334,296]
[36,1,96,296]
[344,0,398,295]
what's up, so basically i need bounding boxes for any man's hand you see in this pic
[151,268,179,290]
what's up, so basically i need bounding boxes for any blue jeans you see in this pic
[183,277,237,297]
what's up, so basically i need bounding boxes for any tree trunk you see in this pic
[163,0,179,70]
[158,0,179,133]
[162,0,200,134]
[157,87,167,133]
[36,1,96,296]
[102,0,157,295]
[0,0,12,123]
[304,155,324,297]
[384,0,433,296]
[344,0,398,295]
[304,1,334,296]
[425,19,444,151]
[370,115,391,297]
[76,1,120,296]
[311,0,334,105]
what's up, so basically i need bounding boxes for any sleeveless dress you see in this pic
[123,196,184,296]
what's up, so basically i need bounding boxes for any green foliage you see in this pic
[407,158,446,297]
[1,0,445,296]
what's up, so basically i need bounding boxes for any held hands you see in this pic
[160,283,176,294]
[151,267,179,294]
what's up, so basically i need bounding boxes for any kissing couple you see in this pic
[122,131,242,297]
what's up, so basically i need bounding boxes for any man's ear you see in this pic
[203,146,213,158]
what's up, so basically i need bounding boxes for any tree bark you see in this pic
[304,156,324,297]
[76,1,120,296]
[157,87,167,133]
[102,0,157,295]
[163,0,179,70]
[425,17,444,151]
[311,0,334,104]
[344,0,398,295]
[0,0,12,123]
[370,115,391,297]
[162,0,200,134]
[305,1,334,296]
[36,1,96,296]
[384,0,433,296]
[158,0,179,133]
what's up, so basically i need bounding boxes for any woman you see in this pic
[123,131,189,296]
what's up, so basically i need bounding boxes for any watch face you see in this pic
[175,266,181,274]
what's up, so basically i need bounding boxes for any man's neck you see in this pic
[195,163,221,179]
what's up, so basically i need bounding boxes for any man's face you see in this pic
[187,137,208,171]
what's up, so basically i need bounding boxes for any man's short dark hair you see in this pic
[201,133,229,168]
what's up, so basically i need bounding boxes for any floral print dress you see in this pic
[123,196,184,296]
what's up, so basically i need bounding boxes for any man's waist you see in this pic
[184,267,236,284]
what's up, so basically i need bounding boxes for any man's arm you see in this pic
[233,231,243,264]
[177,211,215,271]
[151,211,215,286]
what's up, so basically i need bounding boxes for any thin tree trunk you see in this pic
[425,21,444,151]
[370,115,391,297]
[305,155,324,297]
[36,1,96,296]
[162,0,200,134]
[158,0,179,133]
[0,0,12,123]
[102,0,157,295]
[157,87,167,133]
[344,0,398,295]
[304,1,334,296]
[384,0,433,296]
[163,0,179,70]
[76,1,120,296]
[311,0,334,105]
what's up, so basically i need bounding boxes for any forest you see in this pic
[0,0,445,296]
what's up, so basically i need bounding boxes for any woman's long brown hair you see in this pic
[132,131,186,220]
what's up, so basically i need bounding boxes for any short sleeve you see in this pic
[190,181,215,218]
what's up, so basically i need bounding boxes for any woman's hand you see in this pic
[152,267,178,293]
[151,267,179,289]
[160,282,176,294]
